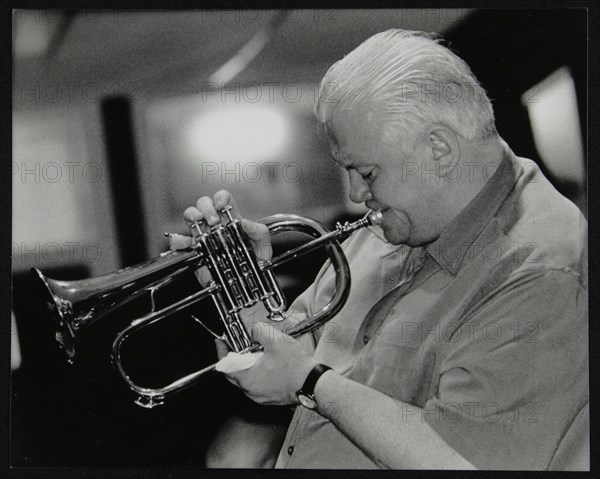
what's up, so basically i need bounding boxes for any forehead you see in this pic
[326,108,385,167]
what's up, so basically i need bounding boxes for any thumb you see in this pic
[214,338,230,360]
[169,234,193,251]
[248,321,269,349]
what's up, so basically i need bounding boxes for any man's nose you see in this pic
[348,171,372,204]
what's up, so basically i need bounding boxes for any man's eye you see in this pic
[361,170,376,181]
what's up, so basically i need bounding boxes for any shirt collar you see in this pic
[426,144,519,275]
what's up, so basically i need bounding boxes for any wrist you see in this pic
[313,368,337,416]
[295,362,332,409]
[292,358,319,403]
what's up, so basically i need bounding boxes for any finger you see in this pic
[244,393,268,405]
[214,338,229,360]
[169,234,193,251]
[241,219,269,242]
[183,207,213,284]
[196,197,221,227]
[183,206,210,235]
[213,190,241,219]
[242,219,272,261]
[184,206,203,224]
[194,266,213,287]
[223,373,242,389]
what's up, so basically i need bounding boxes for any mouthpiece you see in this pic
[334,210,383,238]
[366,210,384,226]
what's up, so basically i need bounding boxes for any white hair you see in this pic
[315,29,497,145]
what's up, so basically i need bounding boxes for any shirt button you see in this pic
[363,334,370,344]
[287,446,294,455]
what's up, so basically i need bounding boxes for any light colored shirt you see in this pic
[275,145,588,469]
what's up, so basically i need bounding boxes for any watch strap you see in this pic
[299,363,332,397]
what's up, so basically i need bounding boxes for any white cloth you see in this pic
[215,351,264,374]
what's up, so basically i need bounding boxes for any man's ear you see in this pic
[428,125,461,177]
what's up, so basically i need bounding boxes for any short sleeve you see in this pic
[286,227,390,345]
[286,242,341,345]
[423,269,588,470]
[286,226,373,320]
[286,264,329,347]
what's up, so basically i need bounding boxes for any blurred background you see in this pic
[11,9,587,467]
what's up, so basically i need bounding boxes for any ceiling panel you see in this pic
[13,9,473,104]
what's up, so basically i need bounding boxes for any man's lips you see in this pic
[378,208,410,228]
[365,202,390,222]
[366,200,384,211]
[379,209,392,224]
[364,202,407,228]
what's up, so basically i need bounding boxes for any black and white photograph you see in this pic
[9,7,589,472]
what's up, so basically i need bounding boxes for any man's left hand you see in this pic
[219,323,319,406]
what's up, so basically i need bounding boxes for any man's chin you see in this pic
[382,227,435,248]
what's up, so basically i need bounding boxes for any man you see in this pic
[181,30,588,469]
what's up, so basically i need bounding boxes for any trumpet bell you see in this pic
[32,267,79,361]
[32,248,200,362]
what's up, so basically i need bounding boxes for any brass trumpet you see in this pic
[32,207,383,408]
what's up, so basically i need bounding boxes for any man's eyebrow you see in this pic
[330,154,347,168]
[330,153,359,170]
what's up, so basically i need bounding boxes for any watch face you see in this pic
[298,393,317,410]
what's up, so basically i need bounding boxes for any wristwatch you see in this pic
[296,363,332,410]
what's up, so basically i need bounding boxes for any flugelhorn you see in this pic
[33,208,383,408]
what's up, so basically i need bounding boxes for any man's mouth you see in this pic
[366,200,385,212]
[365,201,392,223]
